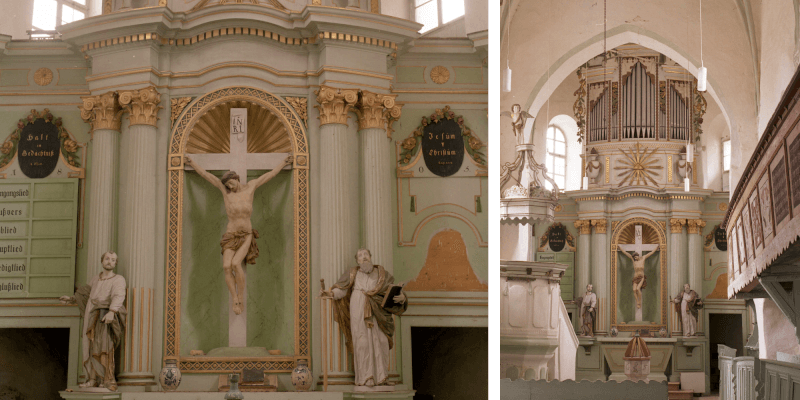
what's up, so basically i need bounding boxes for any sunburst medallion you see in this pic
[614,142,662,187]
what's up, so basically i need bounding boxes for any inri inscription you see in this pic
[18,119,60,179]
[421,118,464,177]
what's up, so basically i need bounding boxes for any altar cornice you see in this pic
[564,187,715,203]
[58,5,420,52]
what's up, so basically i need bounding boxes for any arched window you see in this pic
[546,126,566,191]
[414,0,465,34]
[32,0,87,31]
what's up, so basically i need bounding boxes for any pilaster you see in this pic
[590,219,608,334]
[574,220,592,315]
[354,91,401,273]
[687,219,707,300]
[316,85,359,384]
[80,91,123,280]
[669,218,687,335]
[116,86,161,389]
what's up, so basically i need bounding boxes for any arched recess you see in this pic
[610,217,668,333]
[520,29,732,147]
[164,86,309,373]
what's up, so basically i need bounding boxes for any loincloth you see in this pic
[632,275,647,290]
[220,230,260,264]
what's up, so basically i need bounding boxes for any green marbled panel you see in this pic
[28,276,71,293]
[32,201,72,218]
[396,66,427,84]
[33,182,74,199]
[31,239,72,255]
[29,257,71,274]
[0,70,29,87]
[55,68,88,86]
[180,170,294,355]
[32,220,72,236]
[453,67,483,84]
[616,252,660,323]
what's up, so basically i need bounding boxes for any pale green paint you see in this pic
[55,68,88,86]
[180,170,294,356]
[453,67,483,84]
[391,108,488,285]
[0,179,78,298]
[537,251,575,302]
[0,69,29,86]
[616,251,660,324]
[396,66,427,84]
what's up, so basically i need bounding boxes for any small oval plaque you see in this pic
[421,118,464,177]
[18,119,60,179]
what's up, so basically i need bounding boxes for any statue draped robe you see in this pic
[74,273,127,390]
[331,265,408,386]
[674,289,702,336]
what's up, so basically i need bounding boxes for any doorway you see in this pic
[708,313,743,392]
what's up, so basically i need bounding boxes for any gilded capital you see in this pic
[79,91,123,132]
[591,219,608,234]
[314,85,358,126]
[669,218,686,234]
[354,91,402,135]
[574,220,592,235]
[119,86,162,127]
[687,219,707,234]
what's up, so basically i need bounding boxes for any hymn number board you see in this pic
[0,180,79,298]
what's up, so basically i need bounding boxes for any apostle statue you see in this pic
[673,283,703,337]
[577,284,597,337]
[184,154,293,315]
[60,252,127,391]
[320,249,408,388]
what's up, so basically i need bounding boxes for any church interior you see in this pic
[0,1,488,399]
[500,0,800,399]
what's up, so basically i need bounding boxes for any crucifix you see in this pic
[618,225,660,322]
[184,108,292,347]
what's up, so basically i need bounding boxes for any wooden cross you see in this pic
[184,108,291,347]
[618,225,659,321]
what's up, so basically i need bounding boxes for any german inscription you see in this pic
[18,119,60,178]
[547,224,567,252]
[421,118,464,177]
[714,226,727,251]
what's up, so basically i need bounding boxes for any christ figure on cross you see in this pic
[618,225,660,321]
[184,154,292,314]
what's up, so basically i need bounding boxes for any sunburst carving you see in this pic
[186,100,292,154]
[614,142,662,187]
[617,223,660,246]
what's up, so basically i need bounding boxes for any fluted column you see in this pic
[687,219,706,329]
[354,91,401,273]
[574,220,592,305]
[116,86,161,388]
[669,218,687,334]
[316,85,359,384]
[80,92,123,281]
[591,219,608,334]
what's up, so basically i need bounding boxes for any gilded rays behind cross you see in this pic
[185,100,292,154]
[614,142,662,187]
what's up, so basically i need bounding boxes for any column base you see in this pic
[116,373,157,391]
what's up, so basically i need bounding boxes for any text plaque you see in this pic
[18,119,61,179]
[0,179,78,298]
[421,118,465,177]
[714,226,727,251]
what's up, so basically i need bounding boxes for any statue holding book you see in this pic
[320,248,408,388]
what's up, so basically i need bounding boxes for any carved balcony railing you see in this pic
[723,62,800,299]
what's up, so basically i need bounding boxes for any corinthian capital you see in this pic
[353,91,402,136]
[687,219,706,234]
[119,86,162,127]
[669,218,686,233]
[79,91,123,132]
[574,220,592,235]
[314,85,358,126]
[591,219,608,234]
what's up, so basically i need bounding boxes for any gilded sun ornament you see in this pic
[34,68,53,86]
[614,142,662,187]
[430,66,450,84]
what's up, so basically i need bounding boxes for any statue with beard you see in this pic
[320,249,408,388]
[673,283,703,336]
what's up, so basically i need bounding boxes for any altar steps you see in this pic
[668,382,694,400]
